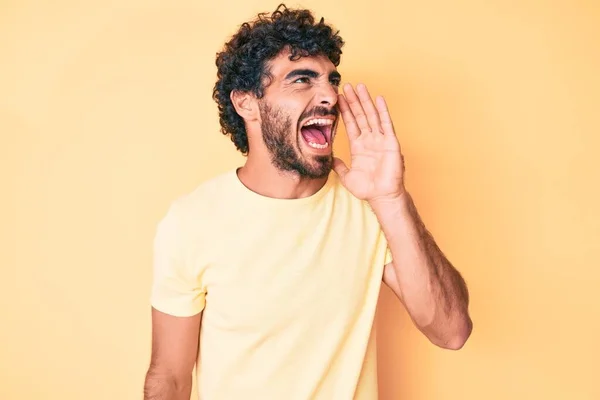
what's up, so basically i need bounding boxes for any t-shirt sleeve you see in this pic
[150,203,206,317]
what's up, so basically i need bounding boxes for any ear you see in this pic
[230,90,259,122]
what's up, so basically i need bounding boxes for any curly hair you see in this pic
[212,4,345,155]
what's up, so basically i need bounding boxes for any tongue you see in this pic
[301,127,327,145]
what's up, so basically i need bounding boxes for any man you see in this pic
[144,4,472,400]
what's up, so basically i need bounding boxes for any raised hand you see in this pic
[334,83,406,203]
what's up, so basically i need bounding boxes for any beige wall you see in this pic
[2,1,599,399]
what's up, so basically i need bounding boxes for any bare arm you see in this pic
[144,308,201,400]
[374,193,472,350]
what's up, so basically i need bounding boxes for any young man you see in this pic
[144,5,472,400]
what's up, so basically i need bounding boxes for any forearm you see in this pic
[371,192,472,348]
[144,368,192,400]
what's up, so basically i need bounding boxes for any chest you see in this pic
[197,210,383,333]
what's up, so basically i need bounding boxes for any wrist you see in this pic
[368,190,412,218]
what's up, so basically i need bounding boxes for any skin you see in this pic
[144,48,472,399]
[233,50,343,199]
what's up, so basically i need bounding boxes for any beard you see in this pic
[258,101,335,179]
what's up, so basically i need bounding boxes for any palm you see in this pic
[334,84,405,201]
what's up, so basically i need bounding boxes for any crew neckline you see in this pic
[229,167,336,207]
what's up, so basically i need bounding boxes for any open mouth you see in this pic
[299,118,335,150]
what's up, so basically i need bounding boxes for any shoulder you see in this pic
[171,168,237,216]
[327,173,382,225]
[156,169,237,242]
[328,173,376,210]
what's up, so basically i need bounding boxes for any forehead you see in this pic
[267,50,337,78]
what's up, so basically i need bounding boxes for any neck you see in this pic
[237,151,328,200]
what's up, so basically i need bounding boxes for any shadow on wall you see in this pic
[376,284,418,400]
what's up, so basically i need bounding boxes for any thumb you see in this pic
[332,157,349,181]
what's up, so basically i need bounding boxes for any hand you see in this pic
[334,83,406,203]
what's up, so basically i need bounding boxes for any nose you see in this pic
[317,82,338,107]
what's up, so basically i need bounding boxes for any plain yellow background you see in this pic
[2,0,599,399]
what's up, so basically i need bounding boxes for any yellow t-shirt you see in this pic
[150,168,392,400]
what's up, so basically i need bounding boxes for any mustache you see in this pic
[299,106,339,122]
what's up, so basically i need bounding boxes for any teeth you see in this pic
[304,118,333,127]
[307,141,329,149]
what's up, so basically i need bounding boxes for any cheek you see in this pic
[278,96,310,120]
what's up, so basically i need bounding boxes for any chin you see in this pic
[295,135,334,179]
[302,154,333,179]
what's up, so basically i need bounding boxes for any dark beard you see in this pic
[258,102,333,179]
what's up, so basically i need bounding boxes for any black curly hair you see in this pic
[212,4,345,155]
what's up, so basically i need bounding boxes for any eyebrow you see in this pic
[284,69,342,82]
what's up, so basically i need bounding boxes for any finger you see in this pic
[332,157,350,182]
[356,84,382,134]
[337,93,360,140]
[343,83,371,133]
[375,96,396,136]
